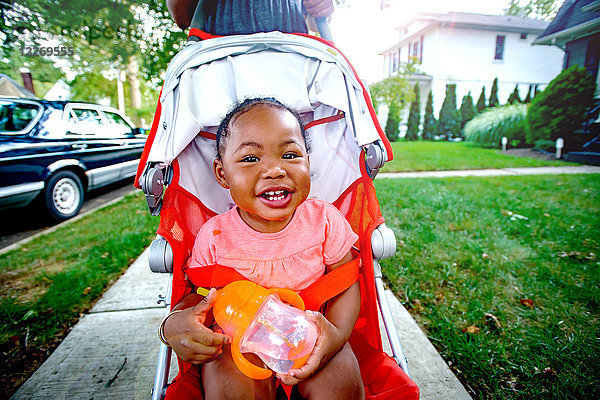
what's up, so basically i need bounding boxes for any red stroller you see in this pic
[136,23,419,400]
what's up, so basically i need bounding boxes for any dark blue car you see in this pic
[0,97,146,221]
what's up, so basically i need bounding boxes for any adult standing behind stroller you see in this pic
[166,0,334,34]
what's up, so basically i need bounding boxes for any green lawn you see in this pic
[375,174,599,399]
[381,141,576,173]
[0,192,158,396]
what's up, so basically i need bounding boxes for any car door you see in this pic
[66,104,145,189]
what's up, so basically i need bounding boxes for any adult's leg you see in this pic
[296,342,365,400]
[203,344,277,400]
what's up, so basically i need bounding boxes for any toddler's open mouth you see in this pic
[260,189,291,201]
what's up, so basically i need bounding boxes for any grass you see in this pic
[381,141,575,173]
[375,174,600,399]
[0,192,158,397]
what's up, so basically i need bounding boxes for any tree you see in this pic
[405,83,421,140]
[422,91,436,140]
[476,87,487,112]
[385,102,401,142]
[460,92,476,129]
[1,1,186,121]
[438,84,461,138]
[524,85,533,103]
[370,65,415,112]
[505,0,561,21]
[489,78,500,107]
[526,65,596,145]
[507,84,521,104]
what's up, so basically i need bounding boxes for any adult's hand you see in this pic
[163,289,231,364]
[166,0,199,29]
[304,0,334,18]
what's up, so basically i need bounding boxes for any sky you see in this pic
[329,0,511,83]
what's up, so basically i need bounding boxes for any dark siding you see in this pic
[566,32,600,78]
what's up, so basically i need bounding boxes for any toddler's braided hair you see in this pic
[216,97,310,159]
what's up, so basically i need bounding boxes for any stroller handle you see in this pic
[188,1,333,43]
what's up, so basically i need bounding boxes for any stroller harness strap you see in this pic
[184,257,360,311]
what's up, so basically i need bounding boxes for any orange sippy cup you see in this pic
[210,281,318,380]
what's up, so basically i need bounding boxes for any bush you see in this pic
[422,91,437,140]
[405,83,421,140]
[464,103,528,148]
[534,139,556,152]
[385,102,400,142]
[489,78,500,107]
[526,65,596,144]
[438,84,461,138]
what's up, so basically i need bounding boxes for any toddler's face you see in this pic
[213,105,310,233]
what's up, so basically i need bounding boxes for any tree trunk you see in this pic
[126,57,142,120]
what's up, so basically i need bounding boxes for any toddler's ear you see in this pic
[213,159,229,189]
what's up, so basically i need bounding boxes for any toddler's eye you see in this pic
[241,155,259,162]
[283,152,300,159]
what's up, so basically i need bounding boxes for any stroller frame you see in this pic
[138,21,412,400]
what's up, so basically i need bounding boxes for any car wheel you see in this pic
[44,171,84,221]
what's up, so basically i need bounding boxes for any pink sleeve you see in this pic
[187,223,216,269]
[322,204,359,265]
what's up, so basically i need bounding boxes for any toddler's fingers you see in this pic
[193,288,217,318]
[191,331,231,346]
[181,336,224,356]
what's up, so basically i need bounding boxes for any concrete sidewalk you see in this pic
[378,165,600,179]
[12,249,471,399]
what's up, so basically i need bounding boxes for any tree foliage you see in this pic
[369,65,415,113]
[405,82,421,140]
[476,87,487,112]
[504,0,561,21]
[489,78,500,108]
[526,65,596,144]
[422,91,436,140]
[1,1,186,81]
[460,92,476,129]
[438,84,461,138]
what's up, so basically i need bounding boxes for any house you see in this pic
[533,0,600,98]
[380,12,564,130]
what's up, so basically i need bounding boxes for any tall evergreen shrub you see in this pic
[476,87,486,112]
[524,85,532,103]
[507,84,521,104]
[526,65,596,144]
[422,91,436,140]
[489,78,500,107]
[460,92,476,129]
[405,83,421,140]
[438,84,460,138]
[385,102,401,142]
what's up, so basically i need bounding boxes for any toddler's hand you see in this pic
[164,289,231,364]
[277,310,344,385]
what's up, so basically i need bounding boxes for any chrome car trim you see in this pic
[0,181,44,198]
[86,159,139,189]
[45,160,87,180]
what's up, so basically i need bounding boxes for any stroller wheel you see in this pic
[44,170,84,221]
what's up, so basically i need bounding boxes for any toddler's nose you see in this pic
[261,162,286,179]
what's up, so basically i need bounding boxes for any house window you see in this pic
[520,33,527,40]
[420,36,424,63]
[495,35,505,60]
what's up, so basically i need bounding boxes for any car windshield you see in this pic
[0,101,41,134]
